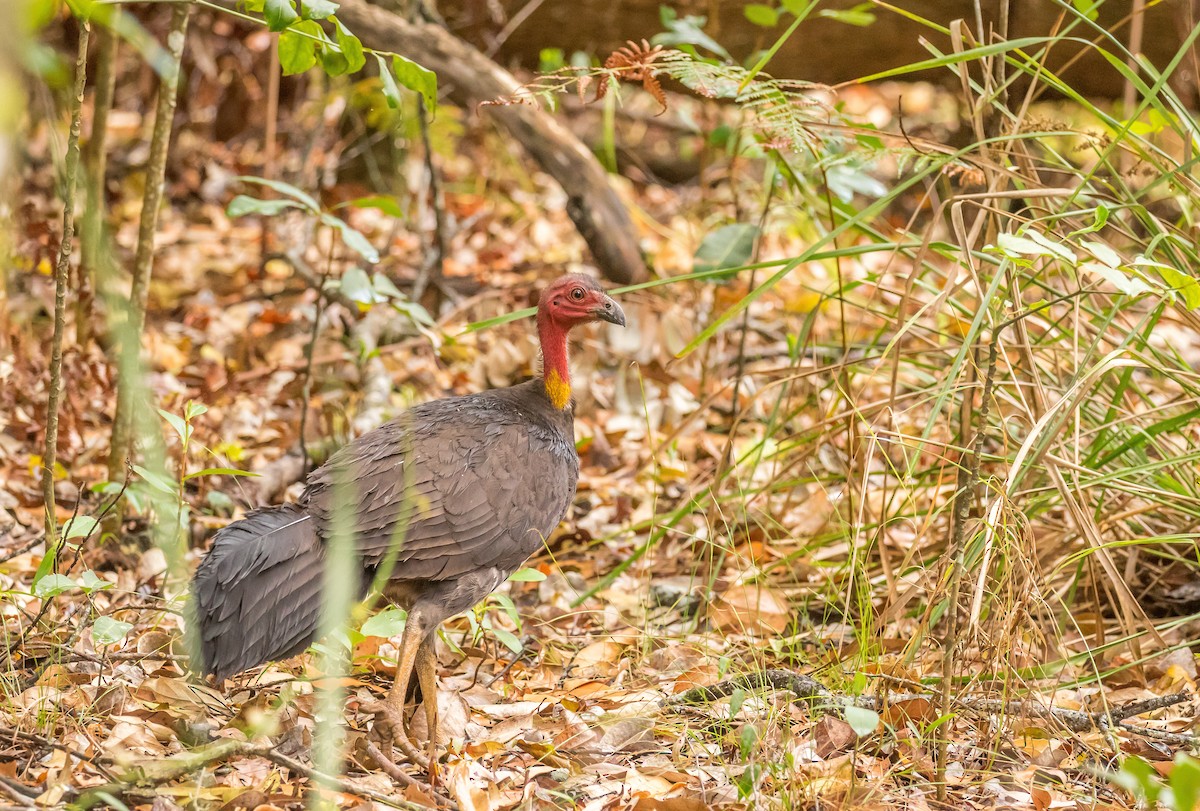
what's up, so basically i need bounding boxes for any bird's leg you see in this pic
[369,609,431,771]
[414,640,440,778]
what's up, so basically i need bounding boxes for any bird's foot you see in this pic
[363,700,436,779]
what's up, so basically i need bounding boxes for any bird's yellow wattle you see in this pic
[545,368,571,410]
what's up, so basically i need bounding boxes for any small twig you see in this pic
[298,240,337,477]
[0,535,43,564]
[0,774,37,805]
[484,0,547,58]
[0,725,121,784]
[363,741,455,809]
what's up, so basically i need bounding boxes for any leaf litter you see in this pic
[1,39,1199,811]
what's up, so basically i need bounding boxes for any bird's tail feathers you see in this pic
[191,504,331,680]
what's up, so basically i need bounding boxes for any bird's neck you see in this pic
[538,316,571,410]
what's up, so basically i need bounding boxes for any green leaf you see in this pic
[1026,230,1076,263]
[264,0,298,31]
[157,408,191,445]
[1171,754,1200,811]
[817,3,876,25]
[79,570,112,592]
[1148,263,1200,310]
[743,4,778,26]
[226,195,302,218]
[186,401,208,421]
[994,232,1054,260]
[339,267,376,306]
[376,53,402,109]
[278,21,321,75]
[825,163,888,202]
[392,54,437,112]
[334,18,365,73]
[132,464,177,495]
[182,467,261,482]
[371,272,405,301]
[301,0,338,20]
[1081,239,1121,268]
[361,606,407,638]
[508,568,546,582]
[1070,0,1101,20]
[489,624,523,655]
[317,28,350,76]
[319,213,379,263]
[34,573,77,598]
[728,687,745,718]
[652,8,732,61]
[738,723,759,759]
[844,705,880,737]
[236,176,322,212]
[694,224,759,279]
[1112,756,1160,805]
[342,194,404,218]
[62,515,99,541]
[92,616,134,645]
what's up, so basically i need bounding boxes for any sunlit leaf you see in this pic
[278,20,323,75]
[132,464,177,495]
[333,18,365,73]
[489,625,523,654]
[79,570,112,592]
[92,616,134,645]
[319,213,379,263]
[34,573,76,598]
[818,2,875,25]
[236,175,321,212]
[361,606,406,638]
[62,515,99,541]
[743,4,778,27]
[391,54,437,112]
[301,0,337,19]
[226,195,303,218]
[263,0,298,32]
[844,705,880,737]
[508,568,546,582]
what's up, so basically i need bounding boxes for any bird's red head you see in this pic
[536,273,626,410]
[537,273,627,329]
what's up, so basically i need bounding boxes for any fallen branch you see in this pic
[71,738,433,811]
[665,669,1197,744]
[330,0,646,286]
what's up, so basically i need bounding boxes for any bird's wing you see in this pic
[301,402,576,582]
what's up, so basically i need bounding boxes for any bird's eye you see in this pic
[570,287,585,301]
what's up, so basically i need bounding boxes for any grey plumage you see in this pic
[191,378,578,680]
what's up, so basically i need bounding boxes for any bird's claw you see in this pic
[364,700,436,780]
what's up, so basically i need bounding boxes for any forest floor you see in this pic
[2,20,1199,811]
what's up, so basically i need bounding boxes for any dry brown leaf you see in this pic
[813,716,856,759]
[573,640,625,677]
[709,583,792,634]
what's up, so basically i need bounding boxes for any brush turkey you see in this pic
[190,273,626,770]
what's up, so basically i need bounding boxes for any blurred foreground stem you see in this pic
[78,23,118,349]
[44,21,90,548]
[105,3,190,536]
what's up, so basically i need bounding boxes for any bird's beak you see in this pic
[593,295,627,327]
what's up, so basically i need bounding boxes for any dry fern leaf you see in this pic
[596,39,667,113]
